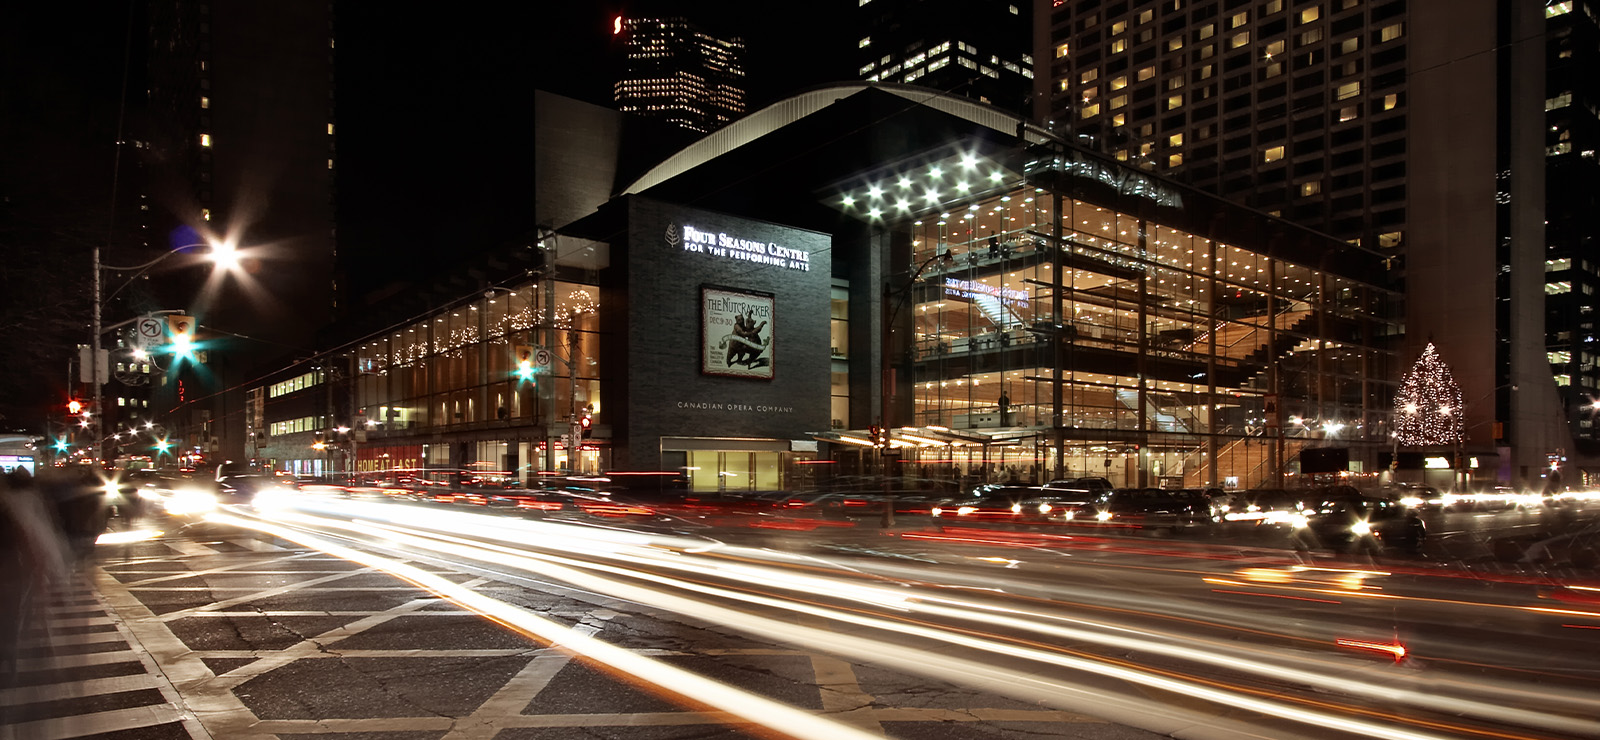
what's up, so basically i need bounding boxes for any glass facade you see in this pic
[346,279,603,481]
[878,161,1398,490]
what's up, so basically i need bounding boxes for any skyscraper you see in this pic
[133,0,338,462]
[1036,1,1572,484]
[614,16,746,134]
[1543,1,1600,449]
[853,0,1035,116]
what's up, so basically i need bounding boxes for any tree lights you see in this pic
[1393,342,1465,447]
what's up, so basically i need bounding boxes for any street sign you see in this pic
[533,348,553,369]
[135,317,164,348]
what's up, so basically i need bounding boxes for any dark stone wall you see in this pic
[604,197,832,470]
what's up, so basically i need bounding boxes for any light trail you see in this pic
[204,511,884,740]
[230,500,1600,740]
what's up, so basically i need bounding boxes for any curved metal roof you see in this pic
[620,83,1047,196]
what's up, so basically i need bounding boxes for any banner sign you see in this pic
[702,287,774,380]
[943,277,1028,307]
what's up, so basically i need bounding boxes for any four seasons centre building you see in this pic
[259,86,1400,492]
[549,83,1401,492]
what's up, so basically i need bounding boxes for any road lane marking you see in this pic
[211,512,887,740]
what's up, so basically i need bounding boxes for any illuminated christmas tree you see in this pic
[1393,342,1465,447]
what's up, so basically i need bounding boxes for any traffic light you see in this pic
[869,425,889,450]
[67,399,83,415]
[166,315,195,359]
[312,432,327,451]
[513,345,537,382]
[580,407,593,438]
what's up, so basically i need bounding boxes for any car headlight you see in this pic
[1062,510,1075,520]
[1399,496,1422,507]
[1037,502,1053,514]
[165,488,218,515]
[930,507,943,517]
[1288,514,1309,529]
[1010,503,1023,514]
[956,506,976,516]
[1350,520,1372,536]
[1096,511,1113,521]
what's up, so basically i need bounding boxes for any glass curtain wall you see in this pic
[349,280,603,476]
[901,184,1393,489]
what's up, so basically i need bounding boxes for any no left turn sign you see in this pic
[135,317,163,347]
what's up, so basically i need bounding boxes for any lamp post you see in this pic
[91,240,235,465]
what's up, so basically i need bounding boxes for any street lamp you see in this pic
[91,240,234,465]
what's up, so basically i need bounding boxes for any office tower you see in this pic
[1037,1,1571,483]
[854,0,1035,116]
[134,0,338,462]
[1543,1,1600,447]
[614,16,746,134]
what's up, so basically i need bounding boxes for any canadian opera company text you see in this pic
[682,225,810,271]
[677,401,795,414]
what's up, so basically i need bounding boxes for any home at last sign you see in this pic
[670,223,811,271]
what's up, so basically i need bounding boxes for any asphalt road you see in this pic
[8,492,1599,740]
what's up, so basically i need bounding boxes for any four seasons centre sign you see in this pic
[666,222,811,272]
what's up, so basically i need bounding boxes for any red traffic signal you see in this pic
[67,399,83,414]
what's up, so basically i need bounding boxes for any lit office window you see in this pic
[1110,75,1128,90]
[1168,133,1184,146]
[1229,11,1248,28]
[1263,146,1285,162]
[1168,153,1183,167]
[1338,105,1359,122]
[1335,81,1361,100]
[1547,2,1573,18]
[1111,39,1127,53]
[200,96,209,109]
[1379,23,1403,42]
[200,133,212,147]
[1300,181,1322,196]
[1166,94,1183,110]
[1081,68,1098,83]
[1300,8,1320,24]
[1230,32,1250,49]
[859,36,871,48]
[1382,93,1399,110]
[1082,103,1101,118]
[1137,66,1155,81]
[1111,20,1127,34]
[1168,37,1185,51]
[1057,43,1071,58]
[1110,94,1128,109]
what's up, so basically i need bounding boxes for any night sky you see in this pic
[0,2,848,430]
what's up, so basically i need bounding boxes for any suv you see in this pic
[1082,488,1210,533]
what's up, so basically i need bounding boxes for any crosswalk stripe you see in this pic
[15,650,142,672]
[19,630,128,649]
[0,674,160,707]
[1,702,185,740]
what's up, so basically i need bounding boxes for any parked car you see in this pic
[931,485,1097,526]
[1043,477,1115,496]
[1076,488,1211,533]
[1302,493,1426,554]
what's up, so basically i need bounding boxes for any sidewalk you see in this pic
[1,573,205,740]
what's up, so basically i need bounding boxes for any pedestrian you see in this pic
[0,470,70,698]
